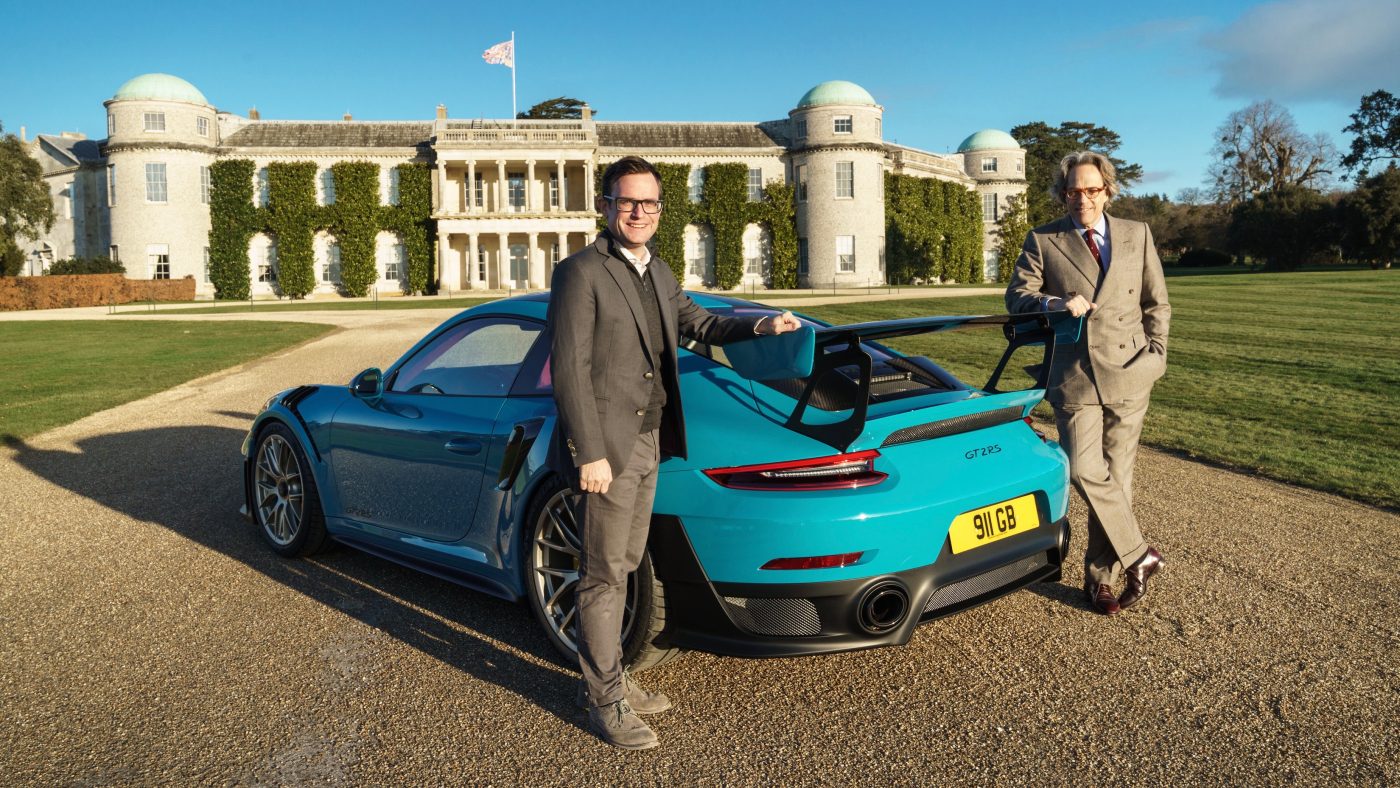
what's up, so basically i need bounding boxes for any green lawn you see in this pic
[0,321,334,440]
[799,269,1400,510]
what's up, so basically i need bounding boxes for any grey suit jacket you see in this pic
[1006,214,1171,405]
[546,232,759,486]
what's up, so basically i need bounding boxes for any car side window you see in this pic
[391,317,542,396]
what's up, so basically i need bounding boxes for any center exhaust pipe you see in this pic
[857,581,910,634]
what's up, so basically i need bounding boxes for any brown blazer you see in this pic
[546,233,758,486]
[1006,214,1171,405]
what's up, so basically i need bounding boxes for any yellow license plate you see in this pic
[948,494,1039,554]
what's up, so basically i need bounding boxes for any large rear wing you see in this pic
[725,310,1084,452]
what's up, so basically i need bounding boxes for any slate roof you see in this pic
[38,135,104,164]
[598,122,789,149]
[223,122,434,149]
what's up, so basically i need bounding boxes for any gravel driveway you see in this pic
[1,310,1396,785]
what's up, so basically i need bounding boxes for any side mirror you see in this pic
[725,327,816,381]
[351,367,384,399]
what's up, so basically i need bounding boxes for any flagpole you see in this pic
[511,31,517,126]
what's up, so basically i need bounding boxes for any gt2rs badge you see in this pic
[965,444,1002,460]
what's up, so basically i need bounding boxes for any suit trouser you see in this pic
[1053,394,1151,586]
[575,430,660,707]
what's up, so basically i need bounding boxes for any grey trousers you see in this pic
[575,430,660,707]
[1054,394,1152,586]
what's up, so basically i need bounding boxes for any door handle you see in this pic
[445,438,483,455]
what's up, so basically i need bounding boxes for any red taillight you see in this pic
[761,551,865,570]
[1023,416,1048,442]
[703,450,887,491]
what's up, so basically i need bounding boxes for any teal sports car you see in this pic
[242,293,1078,671]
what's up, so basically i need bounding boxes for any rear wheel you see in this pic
[251,422,329,557]
[524,475,681,672]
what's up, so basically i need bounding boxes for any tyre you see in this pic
[250,421,329,558]
[523,475,682,672]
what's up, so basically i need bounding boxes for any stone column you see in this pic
[528,231,543,288]
[467,233,480,289]
[431,164,441,211]
[526,160,536,212]
[496,160,506,214]
[438,232,457,291]
[466,161,477,213]
[555,160,566,211]
[585,160,596,209]
[497,232,510,288]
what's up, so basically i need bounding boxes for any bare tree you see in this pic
[1208,100,1335,206]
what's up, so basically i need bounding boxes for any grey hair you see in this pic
[1051,151,1120,205]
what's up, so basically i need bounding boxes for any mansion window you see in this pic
[508,173,525,212]
[797,238,808,275]
[320,169,336,206]
[148,244,170,279]
[201,166,211,204]
[256,242,278,282]
[878,236,885,272]
[834,115,853,134]
[203,247,210,282]
[796,165,807,202]
[197,117,209,137]
[477,244,487,282]
[256,167,270,207]
[474,173,485,208]
[145,163,168,203]
[688,168,705,203]
[748,168,763,202]
[982,157,998,173]
[107,113,115,136]
[796,119,807,139]
[109,245,119,261]
[1017,159,1024,173]
[383,167,400,206]
[835,161,854,199]
[385,243,404,281]
[509,244,528,282]
[686,225,713,281]
[107,165,116,206]
[323,241,341,283]
[549,173,560,209]
[551,242,561,266]
[143,112,166,132]
[983,192,999,222]
[837,235,855,272]
[743,224,770,276]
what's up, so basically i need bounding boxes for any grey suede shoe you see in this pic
[576,671,673,715]
[586,700,659,750]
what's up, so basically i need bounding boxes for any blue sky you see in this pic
[3,0,1395,198]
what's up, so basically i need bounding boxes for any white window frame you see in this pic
[109,244,119,261]
[835,161,854,199]
[382,166,401,206]
[795,119,807,139]
[145,162,168,204]
[322,240,341,284]
[747,168,763,202]
[837,235,855,273]
[201,166,211,204]
[197,116,209,137]
[834,115,853,134]
[685,224,713,282]
[385,242,405,281]
[688,168,705,203]
[107,164,116,207]
[474,173,484,208]
[107,113,115,136]
[982,157,998,173]
[256,238,278,283]
[549,173,560,209]
[203,247,211,282]
[983,192,999,222]
[319,168,335,206]
[143,112,166,132]
[256,167,270,208]
[147,244,171,280]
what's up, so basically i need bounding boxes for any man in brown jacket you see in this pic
[1006,151,1171,616]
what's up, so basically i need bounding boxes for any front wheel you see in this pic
[523,476,681,672]
[250,422,329,557]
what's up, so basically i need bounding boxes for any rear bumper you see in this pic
[649,513,1069,658]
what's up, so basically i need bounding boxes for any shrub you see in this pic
[47,256,125,275]
[1174,248,1232,268]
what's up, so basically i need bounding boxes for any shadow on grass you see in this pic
[6,426,585,727]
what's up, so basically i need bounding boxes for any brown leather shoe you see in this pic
[1085,580,1121,615]
[1118,547,1164,609]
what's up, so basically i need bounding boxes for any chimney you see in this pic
[343,112,353,122]
[249,107,260,121]
[436,104,447,120]
[19,125,25,142]
[581,104,593,121]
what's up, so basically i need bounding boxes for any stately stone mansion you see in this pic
[23,73,1026,295]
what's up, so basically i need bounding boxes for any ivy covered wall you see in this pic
[884,172,985,284]
[208,160,434,300]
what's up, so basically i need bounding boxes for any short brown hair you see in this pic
[601,156,662,199]
[1051,151,1120,205]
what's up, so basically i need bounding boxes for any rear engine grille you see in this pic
[721,596,822,637]
[922,553,1049,614]
[882,406,1024,448]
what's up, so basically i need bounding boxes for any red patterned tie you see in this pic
[1083,229,1103,270]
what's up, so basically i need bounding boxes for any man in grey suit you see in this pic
[1006,151,1171,616]
[547,156,799,749]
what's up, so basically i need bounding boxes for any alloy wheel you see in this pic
[530,489,637,653]
[254,433,304,546]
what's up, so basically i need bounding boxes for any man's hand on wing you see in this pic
[760,311,801,335]
[1050,293,1097,317]
[578,458,613,495]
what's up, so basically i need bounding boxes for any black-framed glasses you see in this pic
[1064,186,1106,199]
[604,196,663,214]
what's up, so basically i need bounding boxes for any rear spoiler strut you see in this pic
[728,310,1083,453]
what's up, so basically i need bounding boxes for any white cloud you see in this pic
[1206,0,1400,102]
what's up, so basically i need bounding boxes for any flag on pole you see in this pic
[482,39,514,67]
